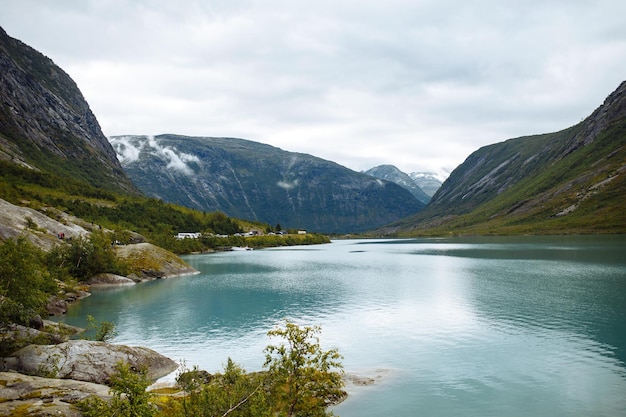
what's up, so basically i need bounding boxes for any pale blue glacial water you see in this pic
[59,236,626,416]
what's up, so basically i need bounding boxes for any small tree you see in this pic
[50,230,128,281]
[176,359,270,417]
[109,362,154,417]
[85,314,116,342]
[80,361,154,417]
[264,321,344,417]
[0,237,56,326]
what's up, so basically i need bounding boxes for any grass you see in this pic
[390,113,626,237]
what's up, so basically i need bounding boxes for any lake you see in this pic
[59,236,626,416]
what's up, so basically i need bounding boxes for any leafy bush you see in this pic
[80,361,155,417]
[0,237,56,326]
[48,230,129,281]
[85,314,116,342]
[175,359,271,417]
[80,322,344,417]
[264,321,345,417]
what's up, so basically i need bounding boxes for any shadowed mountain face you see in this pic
[0,27,136,194]
[109,135,425,233]
[383,80,626,235]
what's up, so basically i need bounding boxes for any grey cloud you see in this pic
[2,0,625,176]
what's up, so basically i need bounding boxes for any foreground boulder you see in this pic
[0,371,111,417]
[1,340,178,384]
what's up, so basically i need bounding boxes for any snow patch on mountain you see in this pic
[409,169,450,183]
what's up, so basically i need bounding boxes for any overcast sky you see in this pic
[2,1,625,177]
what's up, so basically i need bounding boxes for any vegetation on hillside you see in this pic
[386,106,626,236]
[0,160,329,255]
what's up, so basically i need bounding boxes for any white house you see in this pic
[176,232,201,239]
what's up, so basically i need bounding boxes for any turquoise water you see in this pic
[59,236,626,416]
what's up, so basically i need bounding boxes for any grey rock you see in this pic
[114,242,199,280]
[44,296,68,316]
[0,198,89,252]
[1,324,63,356]
[28,315,44,331]
[87,273,136,287]
[2,340,178,384]
[0,371,111,416]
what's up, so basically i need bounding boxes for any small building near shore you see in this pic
[176,232,201,239]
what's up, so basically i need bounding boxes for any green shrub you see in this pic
[85,314,116,342]
[48,230,129,281]
[264,321,345,417]
[0,237,56,326]
[80,362,155,417]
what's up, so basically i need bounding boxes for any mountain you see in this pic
[364,165,432,204]
[0,27,136,194]
[408,172,445,197]
[383,80,626,235]
[109,135,425,233]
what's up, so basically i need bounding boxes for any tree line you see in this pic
[0,232,126,333]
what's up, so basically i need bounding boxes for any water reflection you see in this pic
[57,237,626,417]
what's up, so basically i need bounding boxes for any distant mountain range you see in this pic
[409,171,447,197]
[363,165,439,205]
[109,135,425,233]
[1,25,624,237]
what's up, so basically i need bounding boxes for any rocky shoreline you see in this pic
[0,337,179,416]
[0,242,388,416]
[0,243,199,416]
[0,371,112,417]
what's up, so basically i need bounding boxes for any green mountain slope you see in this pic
[110,135,425,233]
[383,80,626,235]
[0,27,136,194]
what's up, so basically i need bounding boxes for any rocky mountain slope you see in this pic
[0,197,90,250]
[110,135,425,233]
[383,80,626,235]
[364,165,432,204]
[0,26,136,194]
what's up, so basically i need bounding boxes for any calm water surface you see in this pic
[60,236,626,417]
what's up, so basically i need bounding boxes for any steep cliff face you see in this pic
[384,80,626,234]
[110,135,424,233]
[0,27,136,193]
